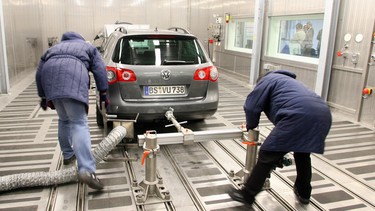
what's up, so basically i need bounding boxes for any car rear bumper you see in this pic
[106,99,218,122]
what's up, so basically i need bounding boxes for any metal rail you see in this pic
[138,128,245,145]
[138,108,246,146]
[163,146,207,211]
[121,134,177,211]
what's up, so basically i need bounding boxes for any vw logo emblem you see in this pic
[161,69,171,81]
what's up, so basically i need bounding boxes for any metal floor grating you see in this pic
[0,70,374,210]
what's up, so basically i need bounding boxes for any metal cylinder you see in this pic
[145,158,157,193]
[248,129,259,142]
[144,131,157,150]
[144,131,158,184]
[165,109,183,132]
[243,129,259,181]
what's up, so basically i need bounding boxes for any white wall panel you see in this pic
[328,68,362,113]
[119,0,147,25]
[189,0,200,34]
[268,0,324,16]
[39,0,66,50]
[64,0,95,41]
[219,52,235,71]
[238,0,255,16]
[189,0,210,44]
[170,0,188,29]
[3,0,16,82]
[3,0,41,86]
[93,0,121,33]
[146,0,170,29]
[234,55,251,76]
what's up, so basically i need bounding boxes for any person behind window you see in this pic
[36,31,109,190]
[289,23,306,55]
[229,70,332,207]
[245,40,253,49]
[316,29,322,56]
[303,22,315,56]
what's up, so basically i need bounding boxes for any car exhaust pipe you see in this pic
[0,126,127,192]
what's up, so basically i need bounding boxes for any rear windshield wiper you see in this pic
[162,60,195,65]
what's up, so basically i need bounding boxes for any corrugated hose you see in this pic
[0,126,127,192]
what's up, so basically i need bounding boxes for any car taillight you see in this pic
[194,66,219,82]
[106,66,136,84]
[107,68,117,84]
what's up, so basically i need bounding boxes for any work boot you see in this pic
[63,155,76,165]
[78,172,104,190]
[293,186,310,205]
[228,188,254,207]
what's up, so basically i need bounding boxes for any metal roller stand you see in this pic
[132,130,171,204]
[228,128,270,189]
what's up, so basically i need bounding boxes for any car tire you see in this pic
[96,105,104,127]
[190,118,205,123]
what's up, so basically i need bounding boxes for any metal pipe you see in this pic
[143,131,158,183]
[0,126,127,192]
[138,128,244,146]
[165,108,184,132]
[243,129,259,181]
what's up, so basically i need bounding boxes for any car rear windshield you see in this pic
[112,35,208,65]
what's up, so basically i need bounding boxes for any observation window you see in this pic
[226,17,254,54]
[267,14,324,63]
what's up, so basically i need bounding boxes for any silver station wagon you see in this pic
[95,26,219,125]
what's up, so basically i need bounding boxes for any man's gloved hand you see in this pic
[47,101,55,110]
[40,98,48,110]
[99,91,110,111]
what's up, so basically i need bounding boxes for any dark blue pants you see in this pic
[243,150,312,203]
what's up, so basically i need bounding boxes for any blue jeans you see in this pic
[52,98,96,173]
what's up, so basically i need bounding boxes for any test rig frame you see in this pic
[135,108,262,204]
[100,105,265,205]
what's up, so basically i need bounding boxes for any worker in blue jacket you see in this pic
[229,70,332,206]
[36,31,109,190]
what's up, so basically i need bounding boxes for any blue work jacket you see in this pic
[244,70,332,154]
[36,32,108,107]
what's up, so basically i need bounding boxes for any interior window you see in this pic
[226,17,254,53]
[267,14,324,63]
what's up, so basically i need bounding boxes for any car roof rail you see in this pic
[168,27,190,34]
[115,20,132,25]
[115,26,128,34]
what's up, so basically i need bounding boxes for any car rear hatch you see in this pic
[118,64,215,102]
[107,34,218,102]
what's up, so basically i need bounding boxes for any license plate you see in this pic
[145,85,186,95]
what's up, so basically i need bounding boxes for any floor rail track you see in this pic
[163,145,207,211]
[196,141,303,211]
